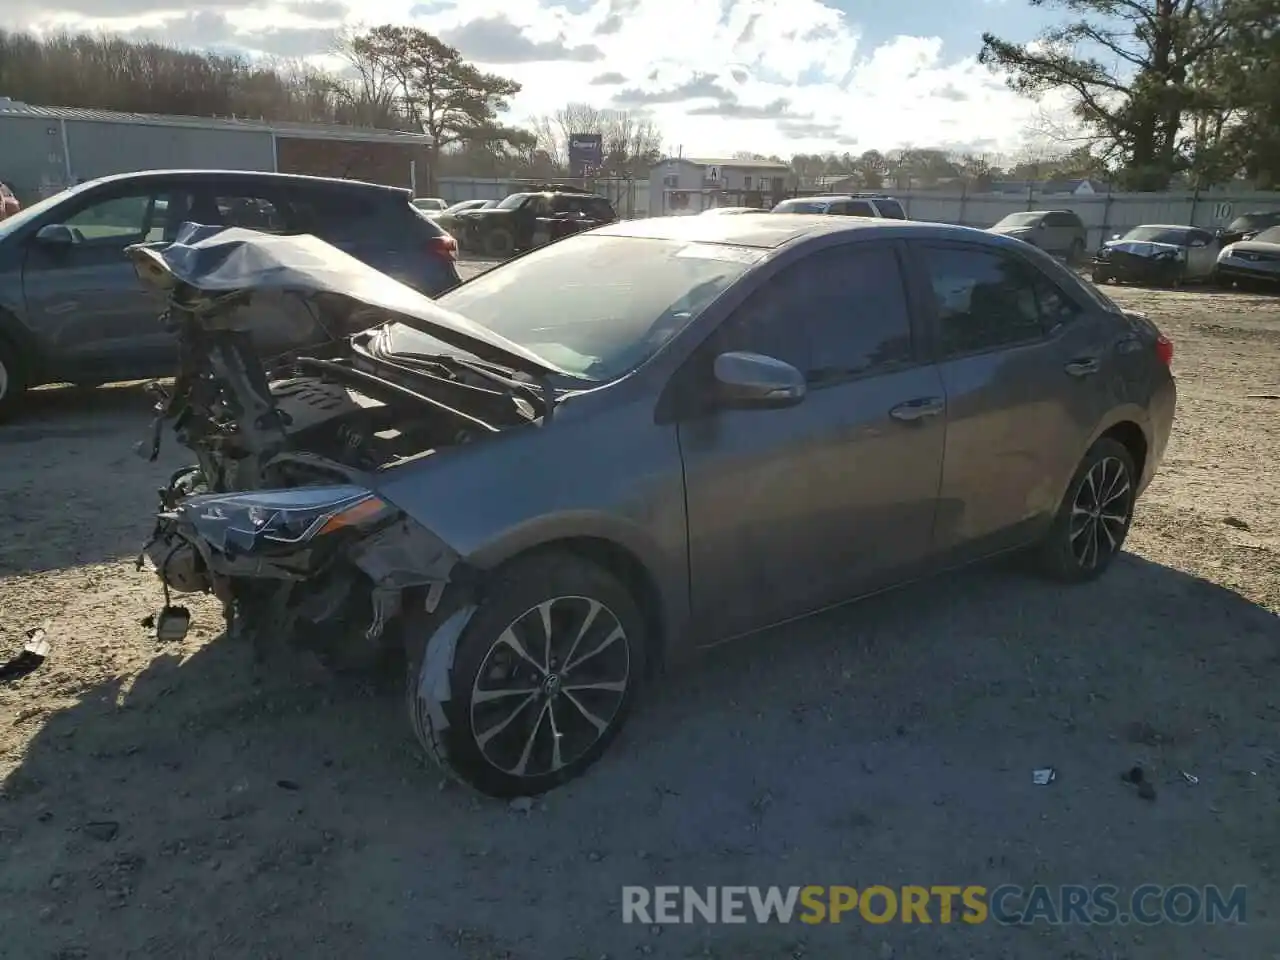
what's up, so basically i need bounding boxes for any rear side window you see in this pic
[213,194,288,233]
[874,199,906,219]
[918,245,1049,355]
[284,188,379,232]
[846,201,877,217]
[587,198,616,220]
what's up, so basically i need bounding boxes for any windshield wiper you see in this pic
[370,326,557,422]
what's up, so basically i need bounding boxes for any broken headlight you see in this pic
[179,485,394,556]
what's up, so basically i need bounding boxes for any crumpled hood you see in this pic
[125,222,569,379]
[1102,239,1182,258]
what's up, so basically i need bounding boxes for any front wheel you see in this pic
[405,552,647,797]
[1091,267,1112,284]
[1036,438,1137,583]
[0,336,27,422]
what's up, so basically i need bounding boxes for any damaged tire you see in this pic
[1036,437,1136,583]
[405,551,647,798]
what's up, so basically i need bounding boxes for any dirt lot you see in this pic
[1,278,1278,959]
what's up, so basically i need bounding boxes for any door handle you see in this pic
[1064,357,1100,377]
[889,397,944,421]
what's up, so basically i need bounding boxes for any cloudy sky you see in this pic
[5,0,1070,157]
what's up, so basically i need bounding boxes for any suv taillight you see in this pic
[1155,333,1173,367]
[427,234,457,261]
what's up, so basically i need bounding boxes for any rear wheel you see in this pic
[484,228,515,258]
[0,336,27,422]
[1036,438,1137,583]
[405,552,647,797]
[1091,267,1112,284]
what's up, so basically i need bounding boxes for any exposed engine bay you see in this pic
[127,224,563,664]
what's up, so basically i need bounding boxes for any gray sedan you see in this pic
[372,215,1175,795]
[134,215,1178,797]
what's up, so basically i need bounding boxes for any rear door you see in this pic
[679,241,947,640]
[907,241,1113,557]
[20,180,194,379]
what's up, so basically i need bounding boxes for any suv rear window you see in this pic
[874,199,906,219]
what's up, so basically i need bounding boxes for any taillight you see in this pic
[1155,333,1173,367]
[427,234,457,261]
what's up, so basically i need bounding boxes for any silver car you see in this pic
[137,216,1177,798]
[1215,225,1280,290]
[988,210,1088,262]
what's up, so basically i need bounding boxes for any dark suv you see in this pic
[0,170,461,416]
[1219,210,1280,246]
[452,187,617,257]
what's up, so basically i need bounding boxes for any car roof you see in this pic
[594,214,997,249]
[81,169,410,197]
[1130,223,1194,230]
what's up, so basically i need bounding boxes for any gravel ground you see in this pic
[1,273,1278,960]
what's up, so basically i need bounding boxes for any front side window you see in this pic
[395,234,761,381]
[918,245,1050,356]
[714,245,914,380]
[62,189,192,244]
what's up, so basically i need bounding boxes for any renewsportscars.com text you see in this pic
[621,885,1247,926]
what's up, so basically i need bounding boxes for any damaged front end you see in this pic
[127,224,558,662]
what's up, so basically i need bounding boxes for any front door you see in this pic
[677,242,947,643]
[909,241,1113,556]
[1185,228,1219,279]
[21,184,193,380]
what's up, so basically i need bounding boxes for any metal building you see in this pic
[0,98,433,202]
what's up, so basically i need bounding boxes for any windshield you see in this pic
[1227,213,1280,234]
[496,193,531,210]
[1252,226,1280,244]
[389,235,762,381]
[772,199,827,214]
[1121,226,1191,245]
[444,200,484,214]
[0,183,86,239]
[993,212,1043,229]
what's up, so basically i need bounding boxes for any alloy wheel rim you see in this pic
[470,595,630,778]
[1069,456,1131,570]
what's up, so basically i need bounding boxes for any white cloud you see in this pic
[9,0,1055,157]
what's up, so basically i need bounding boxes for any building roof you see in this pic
[0,97,431,145]
[659,156,792,171]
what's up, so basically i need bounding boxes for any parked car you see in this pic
[988,210,1088,262]
[451,188,617,257]
[0,181,19,221]
[435,198,496,235]
[0,170,461,417]
[1218,210,1280,246]
[701,206,765,215]
[412,197,448,216]
[134,214,1174,797]
[1215,225,1280,290]
[770,194,907,219]
[1091,224,1220,286]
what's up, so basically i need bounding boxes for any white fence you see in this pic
[892,190,1280,249]
[436,177,1279,247]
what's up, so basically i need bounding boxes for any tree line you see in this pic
[2,1,1277,193]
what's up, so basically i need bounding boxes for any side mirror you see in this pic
[1111,233,1122,241]
[35,223,76,247]
[713,351,806,408]
[1214,228,1225,239]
